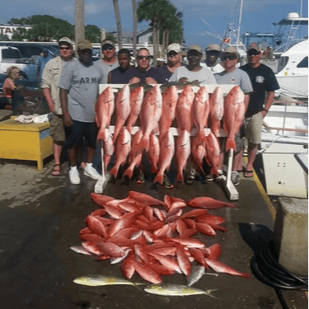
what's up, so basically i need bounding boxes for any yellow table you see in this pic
[0,117,53,170]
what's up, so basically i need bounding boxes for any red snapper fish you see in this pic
[192,86,209,140]
[126,85,144,133]
[159,85,178,139]
[95,86,115,141]
[208,86,224,140]
[205,132,220,176]
[153,131,175,185]
[223,86,245,151]
[148,133,160,173]
[113,84,131,142]
[176,130,191,183]
[110,128,131,178]
[139,85,162,152]
[176,85,195,133]
[103,128,114,173]
[191,133,206,174]
[123,129,143,179]
[187,196,236,209]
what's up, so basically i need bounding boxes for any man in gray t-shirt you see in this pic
[59,39,104,185]
[215,46,253,185]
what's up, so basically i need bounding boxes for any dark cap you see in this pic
[77,39,93,50]
[205,44,220,52]
[247,43,261,52]
[188,44,202,53]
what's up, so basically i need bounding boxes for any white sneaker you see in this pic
[69,168,81,184]
[84,165,101,180]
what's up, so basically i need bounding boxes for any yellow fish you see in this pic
[73,275,144,287]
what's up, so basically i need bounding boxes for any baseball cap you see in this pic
[205,44,220,52]
[167,43,181,54]
[188,44,202,53]
[101,39,115,47]
[247,43,261,52]
[58,37,73,46]
[77,39,93,50]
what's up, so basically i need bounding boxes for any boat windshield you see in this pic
[277,56,289,73]
[297,57,308,68]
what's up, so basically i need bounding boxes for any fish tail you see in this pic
[205,289,219,299]
[109,164,119,178]
[139,136,149,152]
[153,171,164,184]
[210,166,219,176]
[225,138,236,152]
[151,164,158,174]
[123,165,134,179]
[176,171,184,183]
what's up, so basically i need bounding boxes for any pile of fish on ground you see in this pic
[96,83,245,183]
[72,191,250,288]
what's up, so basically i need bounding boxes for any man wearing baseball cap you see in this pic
[94,38,118,84]
[215,46,253,185]
[201,44,224,73]
[41,37,74,176]
[156,43,182,83]
[59,39,104,184]
[169,44,217,85]
[239,43,279,178]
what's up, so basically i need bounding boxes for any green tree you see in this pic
[0,34,9,41]
[11,28,29,41]
[85,25,101,43]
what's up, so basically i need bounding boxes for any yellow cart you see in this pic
[0,117,53,170]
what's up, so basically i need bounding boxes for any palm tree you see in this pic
[132,0,137,60]
[113,0,122,48]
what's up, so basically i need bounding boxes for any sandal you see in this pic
[52,164,61,176]
[244,169,254,178]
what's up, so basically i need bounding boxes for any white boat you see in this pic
[275,40,308,99]
[259,98,308,198]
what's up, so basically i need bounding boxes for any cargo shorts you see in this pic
[49,113,66,142]
[245,112,263,144]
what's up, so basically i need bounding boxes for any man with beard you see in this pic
[108,49,131,84]
[59,39,104,185]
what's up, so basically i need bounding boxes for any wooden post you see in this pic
[75,0,85,56]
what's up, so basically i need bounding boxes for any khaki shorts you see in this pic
[245,112,263,144]
[49,113,65,142]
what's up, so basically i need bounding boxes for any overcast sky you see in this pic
[0,0,307,49]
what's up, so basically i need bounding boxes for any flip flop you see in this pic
[52,164,61,176]
[244,169,254,178]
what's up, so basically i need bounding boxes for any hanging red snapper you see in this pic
[126,85,144,133]
[208,86,224,140]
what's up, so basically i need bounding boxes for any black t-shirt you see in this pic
[240,63,279,116]
[109,66,130,84]
[122,66,162,84]
[156,65,173,83]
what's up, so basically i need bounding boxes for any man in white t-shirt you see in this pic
[201,44,224,74]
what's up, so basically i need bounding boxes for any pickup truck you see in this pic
[0,46,37,81]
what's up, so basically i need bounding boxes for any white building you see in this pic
[0,24,32,40]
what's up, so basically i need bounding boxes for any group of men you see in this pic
[41,36,279,187]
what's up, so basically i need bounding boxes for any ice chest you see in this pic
[0,117,53,170]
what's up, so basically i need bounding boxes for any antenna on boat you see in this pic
[236,0,243,45]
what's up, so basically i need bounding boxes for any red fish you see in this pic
[159,85,178,139]
[133,259,162,284]
[176,247,192,276]
[176,130,191,182]
[90,193,114,207]
[128,191,165,206]
[223,86,245,151]
[121,254,135,279]
[139,85,162,151]
[195,222,216,237]
[187,196,236,209]
[148,252,182,274]
[205,132,220,176]
[95,86,115,141]
[102,128,114,173]
[148,133,160,173]
[85,215,108,238]
[109,128,131,179]
[204,258,250,279]
[208,86,224,140]
[113,84,131,142]
[192,86,209,141]
[126,85,144,133]
[191,133,206,174]
[176,85,195,132]
[153,131,175,184]
[123,129,143,179]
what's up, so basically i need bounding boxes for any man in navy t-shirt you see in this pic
[108,49,131,84]
[240,43,279,178]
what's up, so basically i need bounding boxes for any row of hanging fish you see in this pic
[95,83,245,182]
[72,191,250,286]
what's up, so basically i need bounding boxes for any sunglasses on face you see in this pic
[102,45,114,51]
[247,49,260,56]
[59,46,71,50]
[206,51,220,56]
[221,54,237,61]
[168,52,178,57]
[137,55,151,60]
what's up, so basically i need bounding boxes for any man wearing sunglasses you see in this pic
[94,39,119,84]
[41,37,75,176]
[201,44,224,73]
[239,43,279,178]
[215,46,253,185]
[122,48,161,84]
[156,43,182,83]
